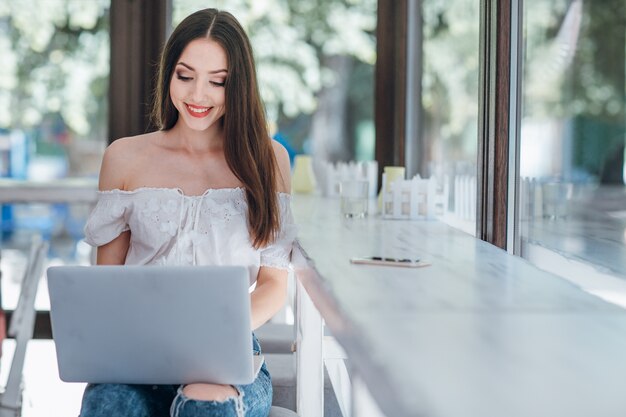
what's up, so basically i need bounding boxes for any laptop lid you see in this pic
[47,265,259,385]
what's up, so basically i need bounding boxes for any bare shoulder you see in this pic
[271,139,291,194]
[99,132,161,191]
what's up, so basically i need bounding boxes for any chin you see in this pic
[180,116,213,131]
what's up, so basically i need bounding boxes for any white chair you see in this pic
[0,237,48,417]
[256,249,349,417]
[270,406,299,417]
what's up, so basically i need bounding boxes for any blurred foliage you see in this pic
[523,0,626,180]
[422,0,480,164]
[0,0,109,138]
[524,0,625,120]
[422,0,626,179]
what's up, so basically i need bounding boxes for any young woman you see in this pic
[81,8,296,417]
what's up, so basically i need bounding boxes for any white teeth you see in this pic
[188,105,209,113]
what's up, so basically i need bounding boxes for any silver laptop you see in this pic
[47,265,263,385]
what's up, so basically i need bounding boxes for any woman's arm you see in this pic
[251,266,289,330]
[95,139,132,265]
[250,140,292,330]
[96,232,130,265]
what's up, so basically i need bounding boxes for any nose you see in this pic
[191,80,209,104]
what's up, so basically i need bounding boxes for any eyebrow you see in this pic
[176,62,228,74]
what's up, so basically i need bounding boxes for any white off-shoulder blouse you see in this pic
[83,187,297,284]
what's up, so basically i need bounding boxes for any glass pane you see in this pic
[0,1,110,309]
[171,1,376,169]
[422,0,480,233]
[519,0,626,278]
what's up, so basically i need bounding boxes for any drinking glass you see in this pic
[340,180,369,218]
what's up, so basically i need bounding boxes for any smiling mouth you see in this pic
[185,103,211,118]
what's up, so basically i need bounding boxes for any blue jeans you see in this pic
[79,335,272,417]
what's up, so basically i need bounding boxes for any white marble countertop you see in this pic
[292,194,626,417]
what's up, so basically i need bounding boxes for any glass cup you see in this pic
[340,180,369,218]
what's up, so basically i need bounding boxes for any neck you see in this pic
[168,119,224,154]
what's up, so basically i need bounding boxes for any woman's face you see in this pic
[169,38,227,132]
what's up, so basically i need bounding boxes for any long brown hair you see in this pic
[152,9,280,249]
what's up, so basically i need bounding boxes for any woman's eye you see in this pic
[210,81,225,87]
[176,74,192,81]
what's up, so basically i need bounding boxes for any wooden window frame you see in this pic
[375,0,407,179]
[108,0,171,143]
[476,0,514,249]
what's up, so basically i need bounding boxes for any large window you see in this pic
[173,0,377,165]
[518,0,626,279]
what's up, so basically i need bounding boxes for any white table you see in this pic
[292,194,626,417]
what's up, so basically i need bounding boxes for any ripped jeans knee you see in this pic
[170,385,246,417]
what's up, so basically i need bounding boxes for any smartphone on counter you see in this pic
[349,256,428,268]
